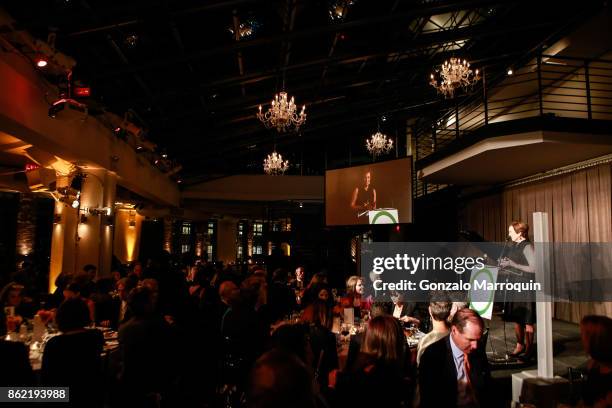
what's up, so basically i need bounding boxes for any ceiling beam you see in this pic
[91,0,525,79]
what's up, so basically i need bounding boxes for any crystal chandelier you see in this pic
[366,131,393,156]
[263,150,289,175]
[257,91,306,132]
[430,58,480,98]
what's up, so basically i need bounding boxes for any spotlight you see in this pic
[35,57,48,68]
[71,191,81,208]
[507,68,513,76]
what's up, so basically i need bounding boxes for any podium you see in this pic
[368,208,398,224]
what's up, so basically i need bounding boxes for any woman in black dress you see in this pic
[499,220,536,359]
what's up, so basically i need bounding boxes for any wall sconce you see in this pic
[128,210,136,228]
[89,207,112,216]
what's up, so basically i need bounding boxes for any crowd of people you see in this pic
[1,252,611,408]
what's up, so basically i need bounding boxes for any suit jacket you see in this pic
[419,335,491,408]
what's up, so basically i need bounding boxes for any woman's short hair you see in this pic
[511,220,530,239]
[56,298,91,332]
[345,276,362,295]
[362,315,404,368]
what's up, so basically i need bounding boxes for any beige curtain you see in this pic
[459,163,612,322]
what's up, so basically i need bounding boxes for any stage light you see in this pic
[35,57,48,68]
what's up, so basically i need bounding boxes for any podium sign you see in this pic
[368,208,399,224]
[468,266,498,320]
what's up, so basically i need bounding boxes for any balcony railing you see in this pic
[414,53,612,196]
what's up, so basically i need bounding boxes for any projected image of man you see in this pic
[350,170,376,219]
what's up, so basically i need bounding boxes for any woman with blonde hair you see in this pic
[340,276,372,312]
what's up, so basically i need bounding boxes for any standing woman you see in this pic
[499,220,536,359]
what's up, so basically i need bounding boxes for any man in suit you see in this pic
[419,308,491,408]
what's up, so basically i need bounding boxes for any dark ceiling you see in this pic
[2,0,605,183]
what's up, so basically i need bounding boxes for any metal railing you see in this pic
[415,53,612,196]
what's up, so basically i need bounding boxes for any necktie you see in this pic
[463,351,472,384]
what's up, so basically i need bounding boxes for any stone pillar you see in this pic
[76,169,106,275]
[99,172,117,277]
[49,175,79,292]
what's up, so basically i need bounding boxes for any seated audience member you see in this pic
[419,308,491,408]
[268,268,297,323]
[270,324,313,368]
[334,315,407,407]
[247,349,319,408]
[301,272,325,305]
[345,302,389,371]
[580,315,612,407]
[301,300,339,389]
[0,307,34,386]
[289,266,306,290]
[118,286,178,406]
[63,282,95,324]
[417,299,453,366]
[111,277,137,329]
[390,290,420,326]
[339,276,373,314]
[215,277,269,394]
[42,298,104,407]
[1,281,34,319]
[302,283,334,310]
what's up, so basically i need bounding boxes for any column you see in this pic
[49,175,79,292]
[99,172,117,277]
[76,169,106,275]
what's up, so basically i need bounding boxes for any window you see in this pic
[181,244,190,254]
[208,221,214,236]
[253,223,263,236]
[182,223,191,235]
[238,223,244,236]
[237,246,243,259]
[253,245,262,255]
[207,245,213,259]
[272,223,280,232]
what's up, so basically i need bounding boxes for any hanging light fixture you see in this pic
[257,92,306,133]
[430,57,480,98]
[263,150,289,175]
[366,131,393,157]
